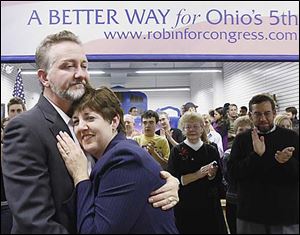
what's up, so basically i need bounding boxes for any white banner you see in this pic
[1,1,299,61]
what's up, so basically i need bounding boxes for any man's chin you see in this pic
[67,88,85,101]
[257,126,271,133]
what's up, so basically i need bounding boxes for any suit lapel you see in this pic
[37,95,73,139]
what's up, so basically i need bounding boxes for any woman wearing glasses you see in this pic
[168,112,227,234]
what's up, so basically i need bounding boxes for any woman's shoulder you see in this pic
[112,140,156,162]
[203,142,219,153]
[98,140,146,171]
[111,140,163,176]
[113,139,143,155]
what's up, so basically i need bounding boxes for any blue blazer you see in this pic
[76,133,178,234]
[3,95,76,233]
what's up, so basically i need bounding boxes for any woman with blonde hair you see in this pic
[168,112,227,234]
[274,114,293,130]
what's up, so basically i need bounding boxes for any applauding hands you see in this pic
[252,127,295,164]
[199,161,218,179]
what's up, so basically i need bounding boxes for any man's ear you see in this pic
[249,111,253,121]
[37,69,49,88]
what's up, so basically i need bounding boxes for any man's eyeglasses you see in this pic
[251,111,273,118]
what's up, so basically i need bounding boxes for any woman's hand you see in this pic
[56,131,89,186]
[207,162,218,179]
[200,161,218,179]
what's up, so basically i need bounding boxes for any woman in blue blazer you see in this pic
[56,86,178,234]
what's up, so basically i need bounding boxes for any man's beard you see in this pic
[50,81,85,101]
[257,124,274,133]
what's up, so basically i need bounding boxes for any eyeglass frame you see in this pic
[184,124,202,130]
[250,111,274,119]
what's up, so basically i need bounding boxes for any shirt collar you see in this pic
[184,138,203,151]
[257,125,276,134]
[45,97,71,125]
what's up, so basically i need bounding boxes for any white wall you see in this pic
[144,91,190,112]
[223,62,299,114]
[190,71,224,114]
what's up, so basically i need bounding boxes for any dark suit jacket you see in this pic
[76,133,178,234]
[2,95,76,234]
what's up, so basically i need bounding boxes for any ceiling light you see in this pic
[21,70,37,75]
[112,87,190,92]
[21,70,105,75]
[88,70,105,75]
[135,69,222,74]
[20,69,221,75]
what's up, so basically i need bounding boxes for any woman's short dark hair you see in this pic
[72,86,125,133]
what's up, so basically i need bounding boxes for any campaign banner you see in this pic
[1,1,299,61]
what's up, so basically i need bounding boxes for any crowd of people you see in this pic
[1,30,299,234]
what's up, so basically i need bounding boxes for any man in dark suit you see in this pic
[2,30,179,234]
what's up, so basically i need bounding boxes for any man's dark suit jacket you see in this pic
[3,95,76,233]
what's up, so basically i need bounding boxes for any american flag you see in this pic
[12,68,26,104]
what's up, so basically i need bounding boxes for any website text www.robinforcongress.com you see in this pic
[104,28,298,43]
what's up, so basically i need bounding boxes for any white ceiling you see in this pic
[11,61,222,70]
